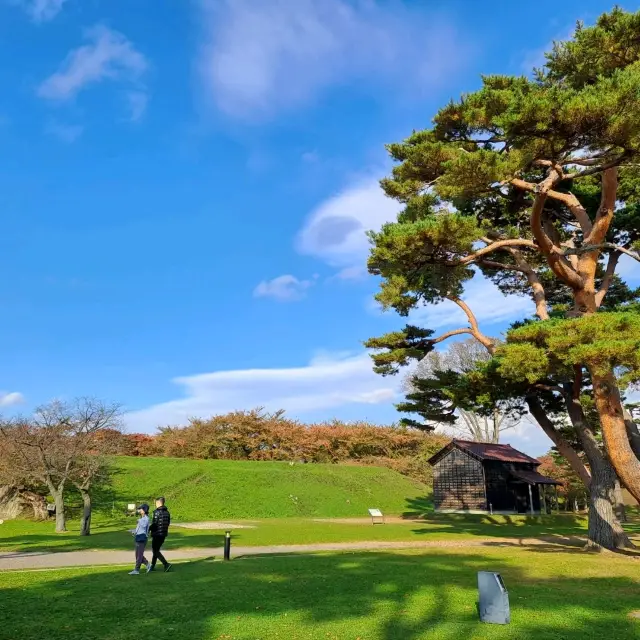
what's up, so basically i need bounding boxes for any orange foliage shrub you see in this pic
[118,409,449,481]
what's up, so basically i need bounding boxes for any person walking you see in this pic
[147,496,172,573]
[129,504,150,575]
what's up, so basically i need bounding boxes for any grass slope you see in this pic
[108,457,428,520]
[1,547,638,640]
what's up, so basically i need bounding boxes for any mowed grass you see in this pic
[1,513,620,554]
[107,457,429,520]
[1,547,638,640]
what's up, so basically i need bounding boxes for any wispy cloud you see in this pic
[45,120,83,143]
[38,25,147,102]
[520,24,576,74]
[0,391,25,407]
[254,274,314,301]
[126,90,148,122]
[198,0,467,121]
[13,0,67,23]
[125,351,398,432]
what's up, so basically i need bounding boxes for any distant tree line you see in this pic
[115,408,450,482]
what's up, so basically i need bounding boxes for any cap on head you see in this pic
[156,496,166,506]
[138,503,149,514]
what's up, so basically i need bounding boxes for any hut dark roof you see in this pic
[428,439,541,466]
[510,469,562,485]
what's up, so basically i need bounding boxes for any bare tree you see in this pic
[0,398,123,533]
[405,338,517,443]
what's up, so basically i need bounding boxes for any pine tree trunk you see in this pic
[585,459,633,550]
[526,397,592,487]
[624,409,640,460]
[589,368,640,503]
[565,393,633,550]
[79,490,92,536]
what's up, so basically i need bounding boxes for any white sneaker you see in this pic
[146,564,153,573]
[129,569,140,575]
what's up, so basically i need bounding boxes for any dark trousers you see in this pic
[151,536,168,568]
[135,541,148,570]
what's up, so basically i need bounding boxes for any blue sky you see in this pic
[0,0,637,455]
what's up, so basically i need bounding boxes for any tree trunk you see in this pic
[526,396,591,487]
[589,368,640,503]
[585,459,633,550]
[52,490,66,533]
[565,394,634,550]
[614,479,627,523]
[624,408,640,460]
[79,489,92,536]
[0,486,48,520]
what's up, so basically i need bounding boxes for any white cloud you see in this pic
[45,120,83,143]
[198,0,466,120]
[0,392,25,407]
[126,90,148,122]
[125,351,398,432]
[297,176,399,269]
[253,274,314,301]
[333,265,369,282]
[15,0,67,23]
[38,25,147,102]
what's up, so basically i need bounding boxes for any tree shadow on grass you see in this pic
[0,530,225,555]
[408,509,590,537]
[0,549,638,640]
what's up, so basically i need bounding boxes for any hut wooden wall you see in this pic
[433,448,486,511]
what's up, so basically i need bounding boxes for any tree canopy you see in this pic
[364,7,640,546]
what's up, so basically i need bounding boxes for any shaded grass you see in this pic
[0,547,638,639]
[2,512,630,555]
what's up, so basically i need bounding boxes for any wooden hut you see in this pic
[428,439,561,514]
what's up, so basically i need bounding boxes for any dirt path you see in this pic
[0,536,594,572]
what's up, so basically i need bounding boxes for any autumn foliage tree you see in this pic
[0,398,123,534]
[364,8,640,549]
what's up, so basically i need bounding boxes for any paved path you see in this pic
[0,536,590,571]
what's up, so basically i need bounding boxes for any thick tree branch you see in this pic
[587,167,617,245]
[445,296,496,353]
[562,243,639,262]
[528,171,584,290]
[456,238,538,265]
[571,155,627,179]
[431,328,474,344]
[510,178,593,235]
[596,251,622,308]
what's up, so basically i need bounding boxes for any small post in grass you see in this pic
[224,530,231,561]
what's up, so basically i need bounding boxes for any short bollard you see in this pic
[224,530,231,561]
[478,571,510,624]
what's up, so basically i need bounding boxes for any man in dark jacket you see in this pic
[147,496,172,572]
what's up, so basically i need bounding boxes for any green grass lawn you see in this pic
[0,547,638,639]
[3,513,634,555]
[102,457,430,520]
